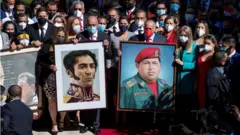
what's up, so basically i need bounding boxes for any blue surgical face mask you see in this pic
[156,9,166,16]
[170,3,180,13]
[87,26,97,34]
[159,20,164,27]
[220,47,227,51]
[98,24,106,32]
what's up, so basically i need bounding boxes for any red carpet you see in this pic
[100,128,160,135]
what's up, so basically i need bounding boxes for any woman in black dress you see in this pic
[38,27,66,134]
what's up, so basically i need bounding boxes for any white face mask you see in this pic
[54,23,63,27]
[136,20,144,27]
[20,39,30,46]
[19,22,27,30]
[205,44,213,52]
[165,25,174,32]
[74,10,82,18]
[197,29,205,37]
[72,25,80,33]
[9,5,14,9]
[179,36,188,43]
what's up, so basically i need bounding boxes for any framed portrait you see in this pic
[0,47,40,110]
[55,42,106,111]
[117,41,176,112]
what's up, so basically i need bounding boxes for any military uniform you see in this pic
[120,73,174,111]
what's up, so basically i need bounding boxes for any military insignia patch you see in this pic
[125,79,136,88]
[154,50,159,56]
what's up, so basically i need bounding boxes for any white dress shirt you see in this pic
[89,31,98,41]
[126,6,135,16]
[144,33,155,43]
[108,22,120,33]
[39,22,48,38]
[228,50,236,58]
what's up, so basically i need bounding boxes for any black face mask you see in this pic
[49,12,56,20]
[38,18,47,26]
[126,2,135,10]
[108,17,116,26]
[7,32,15,38]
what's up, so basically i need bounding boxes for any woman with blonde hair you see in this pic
[38,27,67,134]
[65,16,81,43]
[53,15,67,28]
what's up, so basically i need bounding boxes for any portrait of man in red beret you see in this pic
[120,47,174,111]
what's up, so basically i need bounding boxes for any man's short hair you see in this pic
[48,0,57,6]
[107,8,119,15]
[18,72,35,85]
[63,50,98,74]
[213,50,227,66]
[98,16,107,20]
[8,85,22,98]
[222,35,236,48]
[135,9,146,16]
[37,7,48,16]
[15,1,25,7]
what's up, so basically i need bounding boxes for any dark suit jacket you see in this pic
[205,67,231,107]
[26,22,56,44]
[129,33,167,42]
[1,100,33,135]
[76,30,114,59]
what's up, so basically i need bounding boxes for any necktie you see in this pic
[79,18,83,31]
[40,27,44,41]
[128,11,131,19]
[146,37,150,43]
[113,26,116,33]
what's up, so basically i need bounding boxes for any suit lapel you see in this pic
[34,23,41,40]
[43,23,51,42]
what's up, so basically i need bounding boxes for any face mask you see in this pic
[197,29,205,37]
[159,20,164,27]
[220,47,227,51]
[18,22,27,30]
[38,18,47,26]
[9,5,14,10]
[205,44,213,52]
[7,32,14,38]
[108,17,116,25]
[179,36,188,43]
[98,24,106,32]
[119,25,128,32]
[87,26,97,34]
[20,39,30,46]
[126,2,135,10]
[54,23,63,27]
[144,29,153,37]
[49,12,56,19]
[136,20,144,27]
[56,36,65,43]
[156,9,166,16]
[74,10,82,17]
[72,25,80,33]
[185,13,195,23]
[170,3,180,13]
[165,25,174,32]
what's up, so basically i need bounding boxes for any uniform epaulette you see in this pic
[124,79,137,88]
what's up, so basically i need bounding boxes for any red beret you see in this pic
[135,47,161,63]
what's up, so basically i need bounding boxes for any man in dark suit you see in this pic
[222,36,240,107]
[69,0,88,32]
[128,9,147,35]
[27,7,56,47]
[1,85,33,135]
[76,15,111,135]
[205,50,230,108]
[129,19,167,42]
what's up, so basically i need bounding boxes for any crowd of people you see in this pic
[1,0,240,134]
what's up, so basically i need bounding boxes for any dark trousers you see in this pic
[80,109,100,129]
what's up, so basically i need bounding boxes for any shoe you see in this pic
[89,127,100,135]
[51,131,58,135]
[79,125,88,133]
[58,122,64,132]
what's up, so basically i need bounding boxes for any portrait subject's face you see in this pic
[137,58,161,82]
[17,77,35,104]
[72,55,96,87]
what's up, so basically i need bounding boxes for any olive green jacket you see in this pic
[120,73,174,111]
